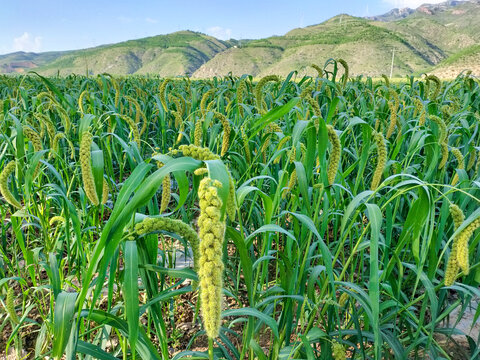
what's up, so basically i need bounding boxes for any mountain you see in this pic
[431,44,480,77]
[194,0,480,78]
[1,1,479,78]
[0,31,232,76]
[0,51,69,73]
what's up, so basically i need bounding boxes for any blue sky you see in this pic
[0,0,446,55]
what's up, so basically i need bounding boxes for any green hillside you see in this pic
[194,15,447,78]
[1,31,232,76]
[0,51,68,73]
[1,1,480,77]
[432,44,480,77]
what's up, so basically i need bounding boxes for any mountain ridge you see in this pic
[1,1,479,77]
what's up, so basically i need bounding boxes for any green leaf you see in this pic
[53,292,78,359]
[124,241,139,355]
[222,307,279,339]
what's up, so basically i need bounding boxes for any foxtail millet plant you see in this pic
[429,115,447,143]
[236,79,247,117]
[439,141,449,170]
[240,125,251,163]
[445,204,465,286]
[79,131,99,206]
[159,78,172,112]
[371,131,387,191]
[337,58,349,88]
[455,218,480,275]
[134,216,200,278]
[255,75,280,114]
[78,90,88,114]
[327,125,341,185]
[214,112,231,156]
[450,147,465,186]
[311,64,323,78]
[171,144,220,161]
[200,88,216,118]
[197,177,226,339]
[0,161,21,209]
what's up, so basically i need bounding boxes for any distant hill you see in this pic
[1,1,480,78]
[0,31,233,76]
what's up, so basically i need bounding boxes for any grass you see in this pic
[0,63,480,359]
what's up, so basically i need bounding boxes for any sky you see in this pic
[0,0,449,55]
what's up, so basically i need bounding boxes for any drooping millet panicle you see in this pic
[172,111,184,144]
[22,126,42,153]
[159,78,172,112]
[102,179,109,205]
[225,99,234,115]
[171,145,220,161]
[311,64,323,77]
[381,74,390,87]
[200,88,216,118]
[236,79,247,117]
[49,216,65,226]
[386,90,400,139]
[467,149,476,171]
[439,141,449,170]
[52,102,72,134]
[337,58,349,88]
[197,177,226,338]
[413,98,426,126]
[371,131,387,191]
[79,131,99,206]
[255,75,280,114]
[444,204,465,286]
[194,118,203,146]
[5,287,19,324]
[282,168,297,199]
[450,147,465,186]
[274,135,292,164]
[429,115,447,143]
[134,217,200,285]
[160,174,171,213]
[35,113,56,146]
[78,90,88,113]
[240,125,251,163]
[125,96,147,136]
[455,217,480,276]
[110,77,120,109]
[171,108,183,129]
[226,175,236,220]
[51,132,75,159]
[300,86,321,126]
[168,94,183,118]
[120,115,140,147]
[23,125,43,175]
[214,112,231,156]
[206,100,216,114]
[327,125,341,185]
[426,74,441,100]
[475,150,480,178]
[0,161,22,209]
[451,204,465,230]
[276,135,292,152]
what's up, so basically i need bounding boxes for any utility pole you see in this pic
[390,48,395,79]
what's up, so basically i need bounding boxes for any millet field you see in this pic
[1,60,480,359]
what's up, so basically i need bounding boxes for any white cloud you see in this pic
[383,0,447,8]
[145,17,158,24]
[13,32,42,53]
[206,26,232,40]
